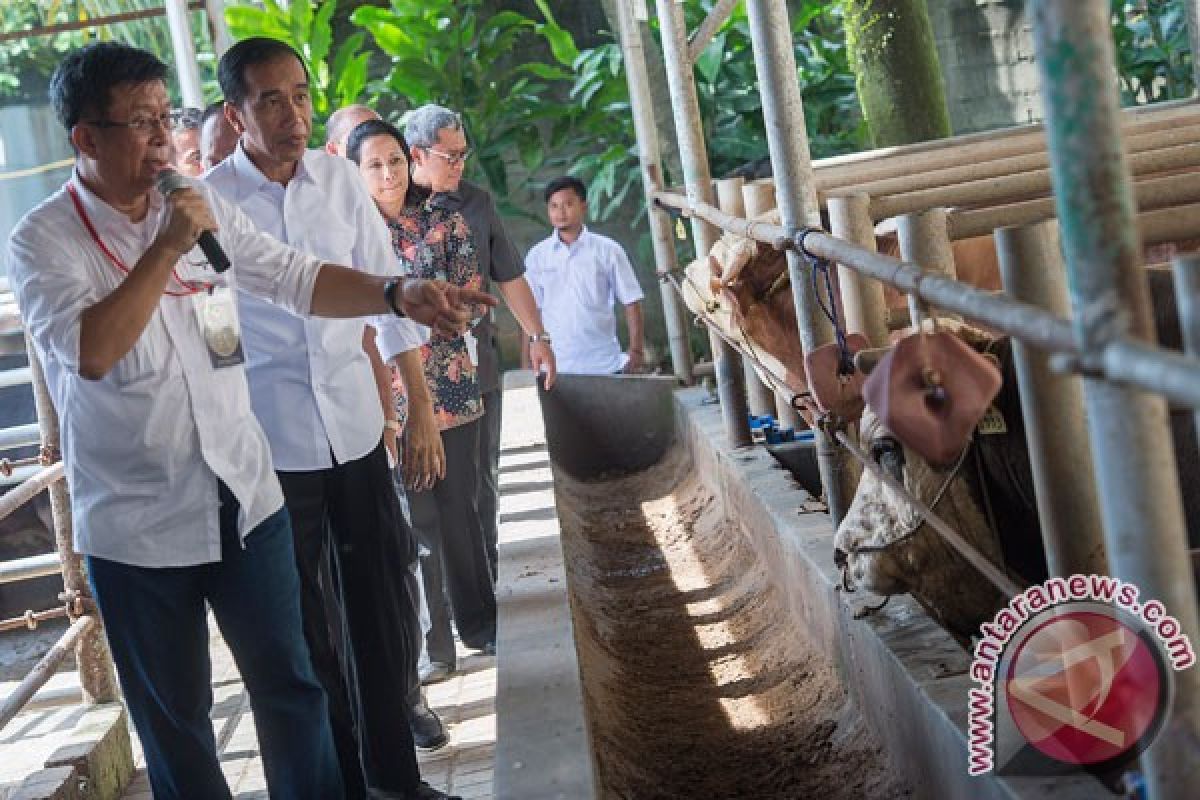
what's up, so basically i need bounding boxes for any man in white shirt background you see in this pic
[207,38,454,800]
[6,42,489,800]
[524,175,645,375]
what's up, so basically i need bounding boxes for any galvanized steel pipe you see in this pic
[995,221,1107,577]
[655,0,751,448]
[614,0,695,385]
[1034,3,1200,795]
[745,0,854,524]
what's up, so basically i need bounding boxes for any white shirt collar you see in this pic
[228,142,316,199]
[553,225,590,251]
[69,169,164,238]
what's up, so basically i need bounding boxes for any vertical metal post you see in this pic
[1173,254,1200,443]
[995,221,1107,577]
[165,0,205,108]
[1034,3,1200,796]
[745,0,853,522]
[655,0,751,447]
[716,177,776,417]
[1187,0,1200,95]
[827,193,888,347]
[896,208,958,323]
[615,0,694,386]
[743,181,801,429]
[24,336,120,705]
[204,0,234,57]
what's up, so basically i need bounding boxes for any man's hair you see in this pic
[200,101,226,127]
[327,104,379,146]
[171,106,204,132]
[49,42,168,131]
[218,37,307,106]
[544,175,587,204]
[346,119,417,206]
[403,104,463,149]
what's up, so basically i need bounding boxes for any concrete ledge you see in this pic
[8,766,80,800]
[43,704,133,800]
[493,371,596,800]
[675,388,1108,799]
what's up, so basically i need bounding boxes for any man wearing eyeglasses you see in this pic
[403,105,554,673]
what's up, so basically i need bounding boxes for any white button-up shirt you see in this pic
[6,172,325,567]
[205,146,424,471]
[524,227,644,374]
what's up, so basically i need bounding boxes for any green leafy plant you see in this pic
[224,0,370,142]
[1111,0,1194,105]
[351,0,578,219]
[1,0,218,104]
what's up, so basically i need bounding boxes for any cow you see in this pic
[688,219,1200,642]
[834,271,1200,641]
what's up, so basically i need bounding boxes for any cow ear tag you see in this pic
[804,332,870,423]
[862,330,1002,467]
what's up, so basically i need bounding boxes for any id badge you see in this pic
[194,286,245,369]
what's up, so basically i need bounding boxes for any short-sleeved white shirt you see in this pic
[6,172,325,567]
[524,228,643,375]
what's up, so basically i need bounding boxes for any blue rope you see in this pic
[805,249,855,376]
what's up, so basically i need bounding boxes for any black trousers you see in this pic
[478,388,502,581]
[409,417,497,658]
[278,439,422,798]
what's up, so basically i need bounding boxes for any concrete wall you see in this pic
[928,0,1044,134]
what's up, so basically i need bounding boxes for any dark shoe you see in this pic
[408,701,449,751]
[409,782,461,800]
[419,660,454,685]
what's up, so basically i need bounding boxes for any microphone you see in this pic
[156,169,231,273]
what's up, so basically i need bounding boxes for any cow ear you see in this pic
[855,347,892,375]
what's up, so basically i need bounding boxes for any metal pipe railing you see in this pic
[0,553,61,586]
[0,423,44,451]
[0,615,95,732]
[0,462,63,522]
[613,0,694,385]
[654,187,1200,410]
[823,123,1200,203]
[656,0,751,449]
[687,0,740,64]
[1034,3,1200,796]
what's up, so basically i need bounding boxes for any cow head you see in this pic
[833,322,1042,640]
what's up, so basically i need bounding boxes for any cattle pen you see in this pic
[2,2,1200,800]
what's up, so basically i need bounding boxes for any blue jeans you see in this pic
[87,489,343,800]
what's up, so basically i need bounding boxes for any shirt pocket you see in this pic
[574,268,611,309]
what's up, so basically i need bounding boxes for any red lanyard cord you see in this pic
[66,183,211,297]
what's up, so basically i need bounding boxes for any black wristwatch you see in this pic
[383,278,407,318]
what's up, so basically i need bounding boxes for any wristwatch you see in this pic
[383,278,407,318]
[529,332,553,345]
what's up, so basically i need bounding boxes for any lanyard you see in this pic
[66,182,210,297]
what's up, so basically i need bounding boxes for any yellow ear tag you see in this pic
[675,218,687,240]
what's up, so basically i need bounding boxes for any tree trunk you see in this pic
[843,0,952,146]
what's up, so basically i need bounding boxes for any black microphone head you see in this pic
[156,168,188,196]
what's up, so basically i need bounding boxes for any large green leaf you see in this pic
[533,0,579,66]
[310,0,338,66]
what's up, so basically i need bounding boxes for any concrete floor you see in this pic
[117,624,497,799]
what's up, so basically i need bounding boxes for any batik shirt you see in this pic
[386,201,485,430]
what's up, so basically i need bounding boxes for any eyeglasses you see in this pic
[85,113,173,137]
[424,147,471,166]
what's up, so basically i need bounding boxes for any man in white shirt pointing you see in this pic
[6,42,491,800]
[523,175,645,375]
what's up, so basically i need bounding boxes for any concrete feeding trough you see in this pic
[493,372,1113,799]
